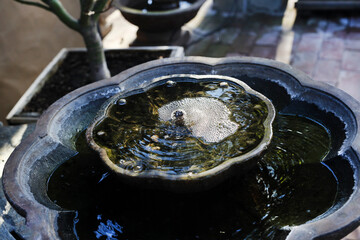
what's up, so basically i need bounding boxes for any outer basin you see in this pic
[2,56,360,239]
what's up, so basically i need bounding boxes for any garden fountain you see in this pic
[113,0,207,44]
[3,57,360,239]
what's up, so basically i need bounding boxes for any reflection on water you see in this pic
[95,215,123,240]
[48,114,337,239]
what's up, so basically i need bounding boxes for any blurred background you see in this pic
[1,0,360,125]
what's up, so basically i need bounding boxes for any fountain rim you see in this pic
[3,56,360,240]
[113,0,207,16]
[86,74,276,181]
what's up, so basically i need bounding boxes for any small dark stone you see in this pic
[173,110,184,118]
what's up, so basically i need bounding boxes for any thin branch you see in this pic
[14,0,51,11]
[47,0,80,31]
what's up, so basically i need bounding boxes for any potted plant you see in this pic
[14,0,112,81]
[7,0,184,124]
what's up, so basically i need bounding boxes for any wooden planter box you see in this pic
[6,46,184,125]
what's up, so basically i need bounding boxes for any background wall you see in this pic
[0,0,83,124]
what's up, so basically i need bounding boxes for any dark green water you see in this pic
[92,80,269,175]
[47,114,337,240]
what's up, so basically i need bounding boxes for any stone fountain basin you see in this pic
[113,0,207,32]
[3,57,360,239]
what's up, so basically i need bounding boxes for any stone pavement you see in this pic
[184,1,360,104]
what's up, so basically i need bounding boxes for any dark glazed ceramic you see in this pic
[113,0,207,32]
[3,57,360,239]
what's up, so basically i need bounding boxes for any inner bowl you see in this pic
[86,74,275,191]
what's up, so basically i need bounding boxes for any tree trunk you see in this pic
[80,24,111,82]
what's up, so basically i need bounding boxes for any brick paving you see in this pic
[183,12,360,102]
[181,6,360,104]
[102,1,360,239]
[180,11,360,104]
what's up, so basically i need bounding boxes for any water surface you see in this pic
[48,114,337,240]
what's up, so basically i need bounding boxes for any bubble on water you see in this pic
[133,164,143,172]
[158,97,239,143]
[219,82,229,88]
[119,159,136,169]
[166,80,176,87]
[117,98,127,105]
[97,131,105,136]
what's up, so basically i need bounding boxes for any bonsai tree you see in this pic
[14,0,111,81]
